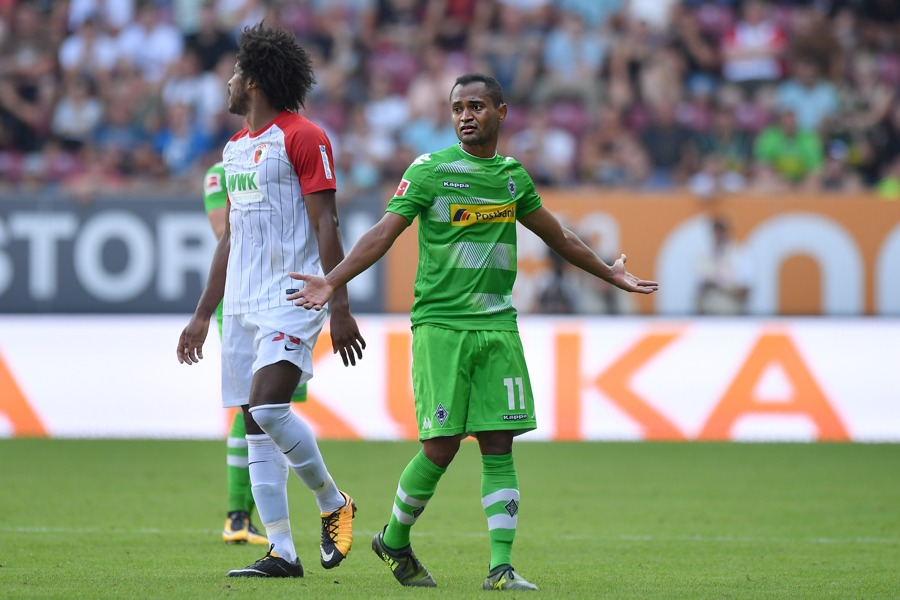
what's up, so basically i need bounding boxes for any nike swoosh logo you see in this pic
[285,345,298,351]
[321,547,335,562]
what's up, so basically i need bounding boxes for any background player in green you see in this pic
[202,161,309,545]
[287,73,659,591]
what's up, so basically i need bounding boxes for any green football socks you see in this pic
[383,450,446,549]
[482,453,519,570]
[226,411,254,514]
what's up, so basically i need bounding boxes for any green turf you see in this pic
[0,440,897,599]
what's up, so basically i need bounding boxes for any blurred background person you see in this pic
[695,216,753,316]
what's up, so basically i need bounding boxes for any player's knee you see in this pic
[248,403,291,432]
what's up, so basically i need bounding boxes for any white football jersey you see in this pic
[222,111,336,315]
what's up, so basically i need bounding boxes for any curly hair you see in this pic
[235,23,315,111]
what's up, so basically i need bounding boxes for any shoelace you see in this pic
[321,510,341,543]
[261,543,277,559]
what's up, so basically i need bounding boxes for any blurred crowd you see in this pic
[1,0,900,201]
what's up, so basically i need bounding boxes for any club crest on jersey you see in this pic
[253,143,269,164]
[450,203,515,226]
[395,179,411,197]
[507,176,516,197]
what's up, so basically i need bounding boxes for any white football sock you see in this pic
[250,403,344,513]
[246,433,296,562]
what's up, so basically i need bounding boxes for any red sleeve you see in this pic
[285,121,337,195]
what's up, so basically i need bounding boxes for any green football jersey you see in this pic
[202,162,227,332]
[203,161,228,213]
[386,144,542,331]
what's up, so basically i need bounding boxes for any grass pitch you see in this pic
[0,440,897,599]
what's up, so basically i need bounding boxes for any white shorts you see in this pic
[221,305,327,408]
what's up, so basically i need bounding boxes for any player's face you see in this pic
[450,82,507,156]
[227,63,249,116]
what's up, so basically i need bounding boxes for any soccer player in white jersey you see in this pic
[178,23,366,578]
[288,73,658,591]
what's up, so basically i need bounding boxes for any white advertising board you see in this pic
[0,316,897,441]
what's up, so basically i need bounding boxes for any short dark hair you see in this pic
[451,73,505,108]
[236,23,315,111]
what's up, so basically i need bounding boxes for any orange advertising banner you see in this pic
[383,192,899,316]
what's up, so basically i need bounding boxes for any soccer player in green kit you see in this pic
[287,73,659,591]
[202,161,309,545]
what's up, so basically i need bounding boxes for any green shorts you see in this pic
[411,325,537,440]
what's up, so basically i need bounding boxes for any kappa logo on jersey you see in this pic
[450,203,516,226]
[443,181,470,189]
[204,172,223,194]
[395,179,411,196]
[253,143,269,164]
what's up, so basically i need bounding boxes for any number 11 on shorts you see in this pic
[503,377,525,410]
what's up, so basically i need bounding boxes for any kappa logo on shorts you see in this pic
[434,403,449,426]
[502,414,528,421]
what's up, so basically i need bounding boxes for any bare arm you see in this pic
[518,206,658,294]
[177,212,231,364]
[305,189,352,312]
[288,212,411,310]
[304,189,366,365]
[206,206,227,240]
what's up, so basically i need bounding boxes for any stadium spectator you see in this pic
[67,0,135,35]
[639,100,699,188]
[400,95,459,156]
[753,108,823,188]
[362,72,410,137]
[695,103,752,178]
[720,0,786,93]
[469,5,541,105]
[420,0,492,52]
[152,103,213,180]
[0,0,896,195]
[58,15,119,86]
[508,110,578,186]
[50,75,104,151]
[875,156,900,201]
[775,56,839,132]
[336,104,396,202]
[0,2,58,153]
[579,104,649,187]
[406,44,460,119]
[532,10,607,110]
[161,47,225,137]
[184,1,239,72]
[116,0,184,85]
[670,4,721,96]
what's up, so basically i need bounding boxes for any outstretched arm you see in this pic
[288,211,411,310]
[518,206,658,294]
